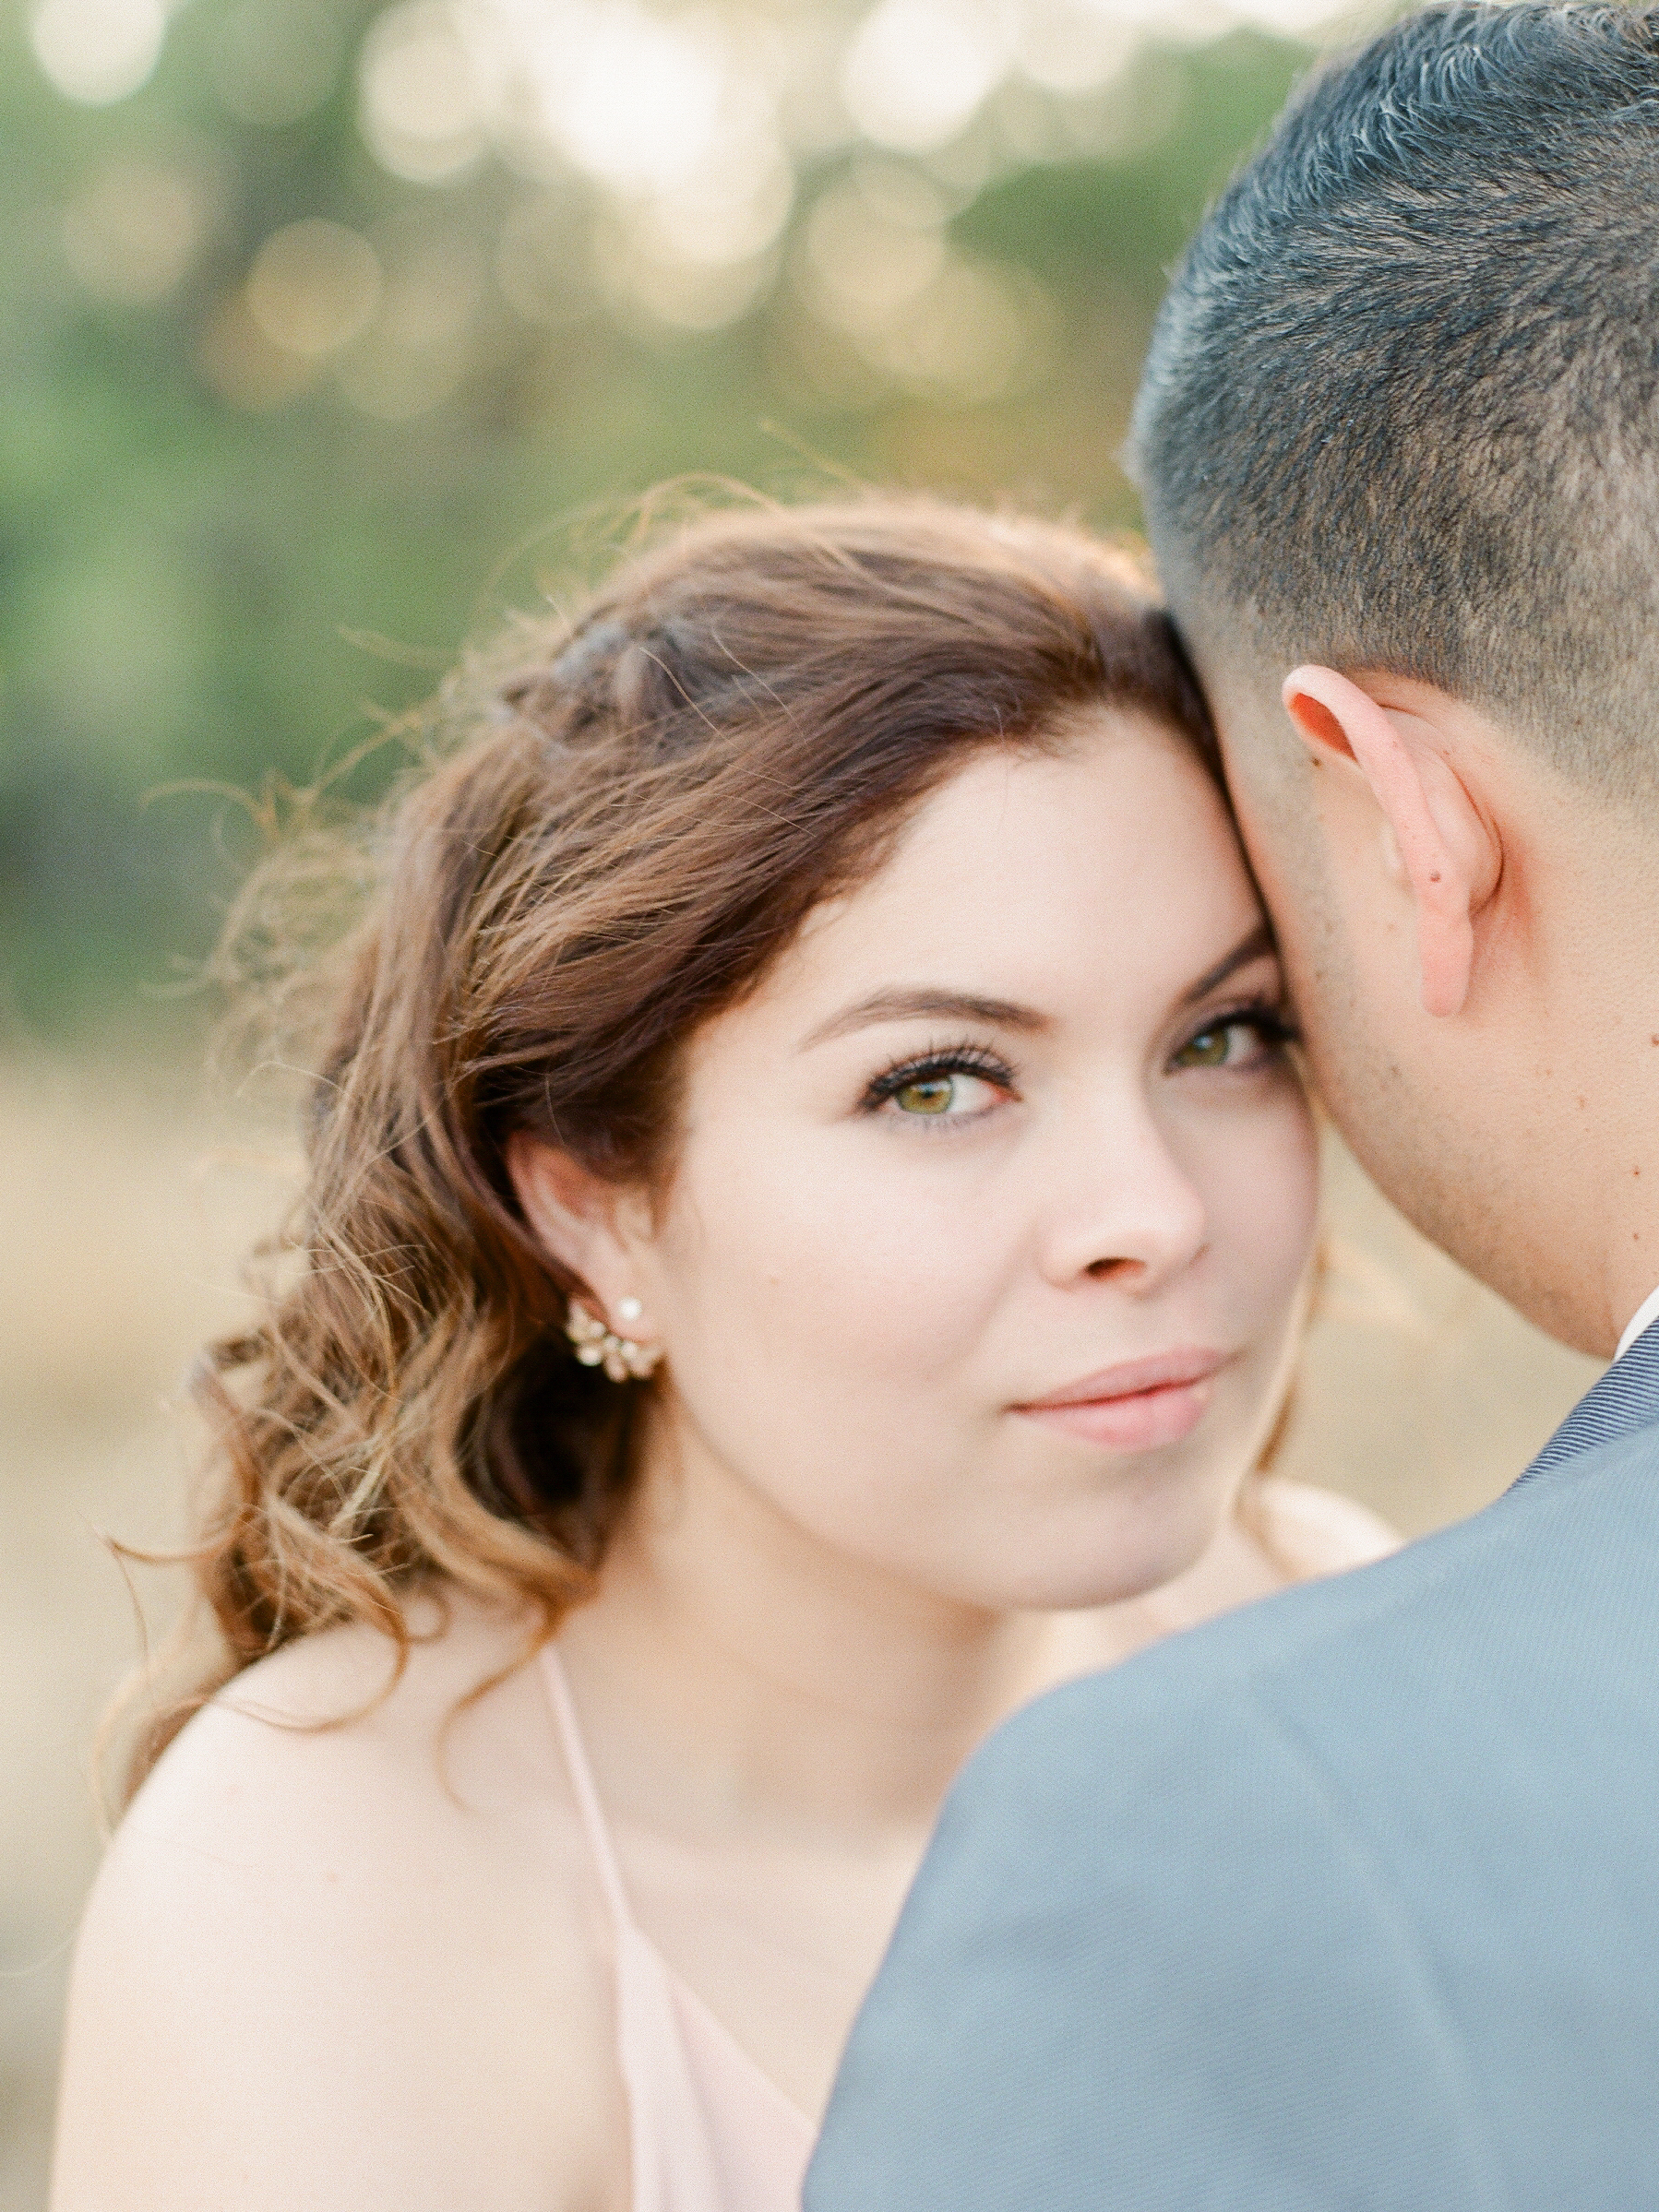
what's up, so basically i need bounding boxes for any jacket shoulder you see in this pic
[808,1426,1659,2212]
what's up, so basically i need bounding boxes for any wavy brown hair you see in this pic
[130,494,1215,1793]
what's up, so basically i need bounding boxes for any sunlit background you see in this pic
[3,0,1367,1017]
[0,2,1603,2204]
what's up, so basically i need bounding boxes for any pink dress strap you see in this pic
[542,1648,815,2212]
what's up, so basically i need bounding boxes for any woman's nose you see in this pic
[1033,1102,1209,1294]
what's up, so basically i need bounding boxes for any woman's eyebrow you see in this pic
[801,988,1050,1052]
[1177,922,1277,1006]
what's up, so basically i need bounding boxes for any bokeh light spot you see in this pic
[596,218,779,335]
[840,0,1011,153]
[359,0,490,184]
[537,3,729,195]
[62,160,207,303]
[872,256,1055,402]
[30,0,166,106]
[1013,1,1132,93]
[245,220,384,357]
[802,175,947,331]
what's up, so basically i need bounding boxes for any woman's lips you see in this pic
[1010,1349,1228,1452]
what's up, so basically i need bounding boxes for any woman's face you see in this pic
[596,712,1317,1611]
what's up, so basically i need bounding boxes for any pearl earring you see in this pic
[565,1296,662,1384]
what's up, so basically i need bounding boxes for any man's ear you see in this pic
[1282,665,1500,1018]
[505,1131,647,1332]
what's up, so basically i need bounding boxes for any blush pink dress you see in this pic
[542,1650,818,2212]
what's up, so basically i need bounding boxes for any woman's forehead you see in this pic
[720,730,1267,1052]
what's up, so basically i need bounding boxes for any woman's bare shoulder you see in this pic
[1255,1477,1404,1580]
[54,1588,624,2212]
[114,1584,554,1858]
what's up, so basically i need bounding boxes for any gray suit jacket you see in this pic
[806,1326,1659,2209]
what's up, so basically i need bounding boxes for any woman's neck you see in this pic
[556,1421,1068,1843]
[555,1399,1295,1854]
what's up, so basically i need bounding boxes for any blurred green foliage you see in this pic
[0,0,1320,1030]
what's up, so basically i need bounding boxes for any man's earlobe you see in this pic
[1283,665,1499,1019]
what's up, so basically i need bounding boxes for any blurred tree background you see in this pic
[0,0,1363,1031]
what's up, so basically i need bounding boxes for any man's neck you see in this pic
[1481,788,1659,1358]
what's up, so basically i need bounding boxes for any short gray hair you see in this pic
[1130,3,1659,799]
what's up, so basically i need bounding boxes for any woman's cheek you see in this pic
[668,1132,999,1446]
[653,1160,997,1568]
[766,1166,996,1384]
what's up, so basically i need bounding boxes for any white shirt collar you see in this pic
[1616,1281,1659,1362]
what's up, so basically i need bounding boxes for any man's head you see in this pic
[1131,2,1659,1354]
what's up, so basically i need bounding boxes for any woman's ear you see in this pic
[504,1132,643,1328]
[1282,665,1501,1019]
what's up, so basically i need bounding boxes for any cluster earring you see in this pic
[564,1294,662,1383]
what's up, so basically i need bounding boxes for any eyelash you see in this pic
[861,1041,1016,1118]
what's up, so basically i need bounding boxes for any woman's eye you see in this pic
[875,1064,1011,1120]
[1170,1017,1283,1072]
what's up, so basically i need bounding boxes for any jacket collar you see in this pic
[1510,1317,1659,1493]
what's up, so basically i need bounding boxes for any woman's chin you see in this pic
[949,1528,1218,1617]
